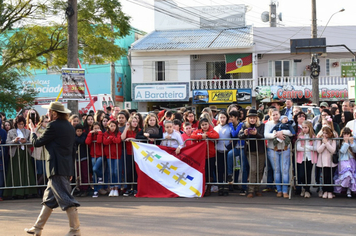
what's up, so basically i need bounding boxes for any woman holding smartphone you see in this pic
[3,115,37,198]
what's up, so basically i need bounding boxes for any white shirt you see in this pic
[161,130,184,149]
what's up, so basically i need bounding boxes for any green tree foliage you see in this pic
[0,70,37,115]
[0,0,131,112]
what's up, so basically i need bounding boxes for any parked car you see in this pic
[300,106,320,117]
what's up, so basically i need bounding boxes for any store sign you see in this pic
[192,89,251,104]
[341,62,356,77]
[132,83,189,102]
[256,85,348,102]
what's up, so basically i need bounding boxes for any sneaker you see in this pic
[113,189,119,197]
[109,189,114,197]
[80,191,89,197]
[211,185,219,193]
[97,177,103,184]
[92,191,99,198]
[123,190,134,197]
[227,175,233,184]
[304,191,311,198]
[98,188,108,195]
[347,189,352,198]
[300,188,306,197]
[239,190,246,196]
[276,192,283,197]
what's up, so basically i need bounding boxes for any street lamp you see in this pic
[319,8,345,37]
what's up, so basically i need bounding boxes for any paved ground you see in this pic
[1,189,356,236]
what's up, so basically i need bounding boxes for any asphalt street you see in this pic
[1,189,355,236]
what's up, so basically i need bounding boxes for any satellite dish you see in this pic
[261,11,269,22]
[278,12,282,21]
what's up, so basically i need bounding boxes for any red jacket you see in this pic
[191,126,219,158]
[102,131,122,159]
[182,133,195,147]
[125,130,140,155]
[85,131,103,158]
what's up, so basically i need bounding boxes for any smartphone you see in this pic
[30,112,36,122]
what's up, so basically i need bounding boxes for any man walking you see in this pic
[26,101,81,236]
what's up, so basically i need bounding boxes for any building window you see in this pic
[206,61,230,79]
[326,58,352,76]
[155,61,165,81]
[268,60,291,77]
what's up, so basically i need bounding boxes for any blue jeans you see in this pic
[227,147,249,190]
[108,159,119,188]
[91,157,104,192]
[267,148,290,193]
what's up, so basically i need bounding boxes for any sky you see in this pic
[120,0,356,33]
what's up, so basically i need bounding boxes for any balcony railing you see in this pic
[190,79,254,90]
[258,76,354,86]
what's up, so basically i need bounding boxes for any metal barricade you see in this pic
[200,138,294,198]
[0,142,47,198]
[7,135,347,200]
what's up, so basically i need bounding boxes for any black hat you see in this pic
[247,109,258,117]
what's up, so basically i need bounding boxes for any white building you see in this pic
[129,1,356,112]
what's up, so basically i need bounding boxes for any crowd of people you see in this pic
[1,99,356,201]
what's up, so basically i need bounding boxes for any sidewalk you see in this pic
[1,190,355,236]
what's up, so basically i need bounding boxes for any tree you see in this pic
[0,70,37,115]
[0,0,131,112]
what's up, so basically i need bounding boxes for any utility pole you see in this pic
[269,1,277,27]
[311,0,319,104]
[67,0,79,114]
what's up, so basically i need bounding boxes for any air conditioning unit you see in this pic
[192,55,200,61]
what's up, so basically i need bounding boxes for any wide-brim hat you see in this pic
[42,101,71,114]
[247,109,258,117]
[266,100,284,107]
[209,105,220,112]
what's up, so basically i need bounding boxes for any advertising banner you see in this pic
[133,83,189,102]
[256,84,348,103]
[61,68,85,99]
[192,89,251,104]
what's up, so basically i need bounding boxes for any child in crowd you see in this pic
[69,114,80,128]
[191,118,219,196]
[117,111,129,190]
[121,116,141,197]
[173,119,183,134]
[316,126,337,199]
[296,120,317,198]
[85,122,104,198]
[83,114,94,134]
[182,122,194,147]
[161,120,184,155]
[31,115,49,196]
[270,115,295,151]
[334,127,356,197]
[74,124,89,197]
[102,120,122,197]
[226,110,247,195]
[184,111,199,131]
[159,110,174,133]
[136,113,163,144]
[214,111,230,196]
